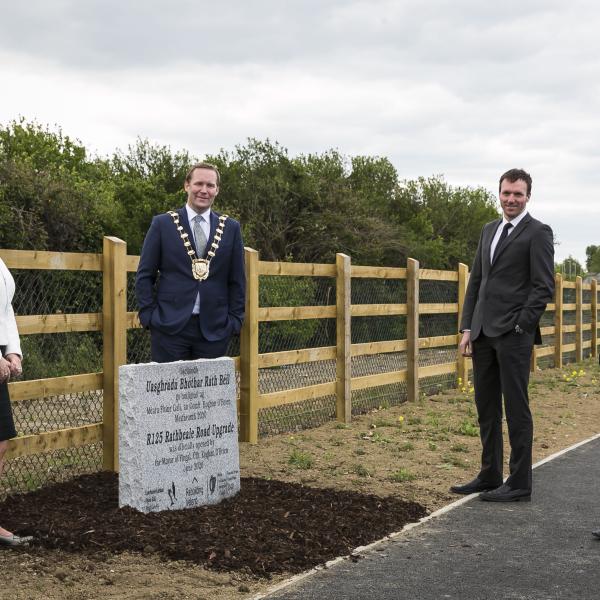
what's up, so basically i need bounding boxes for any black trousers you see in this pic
[472,330,535,491]
[150,315,230,363]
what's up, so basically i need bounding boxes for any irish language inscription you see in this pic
[119,357,240,513]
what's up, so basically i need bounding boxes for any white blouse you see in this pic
[0,258,22,358]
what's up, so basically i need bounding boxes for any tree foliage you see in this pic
[1,118,500,268]
[585,245,600,273]
[555,256,584,281]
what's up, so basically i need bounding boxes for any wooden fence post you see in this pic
[239,247,259,444]
[336,253,351,423]
[575,276,583,363]
[457,263,469,385]
[554,273,564,369]
[407,258,419,402]
[530,345,538,373]
[592,279,598,360]
[102,236,127,472]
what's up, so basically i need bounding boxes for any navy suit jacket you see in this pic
[460,213,554,344]
[136,207,246,341]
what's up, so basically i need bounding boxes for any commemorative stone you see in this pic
[118,357,240,513]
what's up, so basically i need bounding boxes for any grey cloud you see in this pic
[0,0,344,69]
[1,0,586,75]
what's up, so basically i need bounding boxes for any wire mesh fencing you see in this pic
[538,306,556,369]
[419,278,461,395]
[258,275,337,435]
[258,272,465,435]
[3,269,104,498]
[2,255,598,498]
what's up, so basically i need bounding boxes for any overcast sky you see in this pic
[1,0,599,265]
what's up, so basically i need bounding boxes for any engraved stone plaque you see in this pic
[119,357,239,513]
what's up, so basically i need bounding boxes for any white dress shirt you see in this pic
[185,205,211,246]
[489,209,529,263]
[0,258,22,358]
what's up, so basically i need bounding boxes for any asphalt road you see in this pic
[266,435,600,600]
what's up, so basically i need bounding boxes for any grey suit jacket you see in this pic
[460,213,554,344]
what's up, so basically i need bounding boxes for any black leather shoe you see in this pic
[0,533,33,547]
[592,529,600,539]
[450,478,502,495]
[479,484,531,502]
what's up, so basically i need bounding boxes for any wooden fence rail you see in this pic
[2,240,599,464]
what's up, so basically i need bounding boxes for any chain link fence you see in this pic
[583,288,593,361]
[538,305,556,369]
[258,275,337,435]
[258,273,462,435]
[419,278,460,395]
[3,269,104,498]
[3,262,598,497]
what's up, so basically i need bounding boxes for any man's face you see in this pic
[184,168,219,213]
[499,178,529,220]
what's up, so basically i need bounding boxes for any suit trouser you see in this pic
[472,330,535,491]
[150,315,230,363]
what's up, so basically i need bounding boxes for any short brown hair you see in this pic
[499,168,532,196]
[185,162,221,186]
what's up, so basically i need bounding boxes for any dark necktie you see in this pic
[493,222,513,262]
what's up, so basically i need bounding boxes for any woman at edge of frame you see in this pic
[0,256,32,546]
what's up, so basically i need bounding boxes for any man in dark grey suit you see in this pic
[451,168,554,502]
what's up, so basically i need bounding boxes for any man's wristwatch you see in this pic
[514,324,524,334]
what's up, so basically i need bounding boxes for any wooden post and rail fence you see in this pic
[2,239,598,471]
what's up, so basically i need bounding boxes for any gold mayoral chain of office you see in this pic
[168,211,228,281]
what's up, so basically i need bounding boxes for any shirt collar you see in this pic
[185,204,211,224]
[502,208,528,228]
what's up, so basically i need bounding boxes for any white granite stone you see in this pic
[118,357,240,513]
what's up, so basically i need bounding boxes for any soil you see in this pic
[2,358,599,600]
[1,474,426,576]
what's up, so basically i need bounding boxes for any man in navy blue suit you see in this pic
[136,163,245,362]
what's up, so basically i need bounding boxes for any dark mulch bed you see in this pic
[2,472,427,577]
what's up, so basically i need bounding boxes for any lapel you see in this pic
[492,213,532,265]
[177,206,198,254]
[205,211,219,256]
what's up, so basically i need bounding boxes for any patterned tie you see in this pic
[493,222,513,262]
[193,215,207,257]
